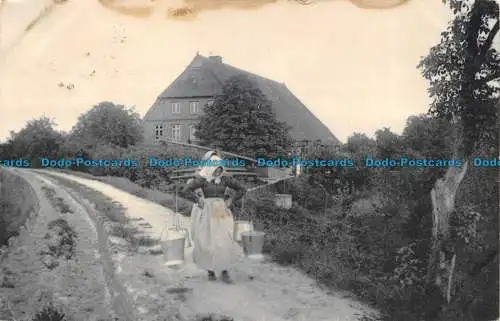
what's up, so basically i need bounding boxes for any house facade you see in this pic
[143,54,340,146]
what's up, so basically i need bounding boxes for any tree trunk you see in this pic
[426,158,468,300]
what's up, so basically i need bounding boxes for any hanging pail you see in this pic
[233,220,254,242]
[275,194,292,209]
[162,229,186,266]
[241,231,265,259]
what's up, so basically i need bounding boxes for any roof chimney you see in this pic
[208,55,222,63]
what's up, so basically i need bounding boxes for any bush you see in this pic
[74,142,207,191]
[278,176,326,211]
[0,198,11,246]
[43,219,77,260]
[32,303,66,321]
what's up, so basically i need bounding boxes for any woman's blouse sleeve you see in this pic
[178,178,204,203]
[223,176,247,201]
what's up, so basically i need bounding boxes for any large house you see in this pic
[143,54,340,146]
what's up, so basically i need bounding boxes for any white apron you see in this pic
[190,197,243,272]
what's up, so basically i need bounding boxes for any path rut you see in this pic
[10,168,134,321]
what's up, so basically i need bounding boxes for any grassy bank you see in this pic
[53,168,195,216]
[0,167,40,246]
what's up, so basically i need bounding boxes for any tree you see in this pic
[344,132,377,156]
[417,0,499,313]
[6,117,66,166]
[342,133,377,192]
[195,75,294,158]
[70,102,143,151]
[402,114,454,160]
[374,127,406,159]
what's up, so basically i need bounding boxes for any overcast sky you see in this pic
[0,0,462,143]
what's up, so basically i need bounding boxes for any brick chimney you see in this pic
[208,55,222,63]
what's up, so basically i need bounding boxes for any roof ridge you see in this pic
[199,54,282,86]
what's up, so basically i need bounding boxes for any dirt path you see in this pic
[34,169,377,321]
[0,168,127,320]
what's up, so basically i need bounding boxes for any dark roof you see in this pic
[145,54,340,144]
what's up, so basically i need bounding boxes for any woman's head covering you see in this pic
[197,152,224,183]
[202,150,217,160]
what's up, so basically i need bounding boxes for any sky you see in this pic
[0,0,457,143]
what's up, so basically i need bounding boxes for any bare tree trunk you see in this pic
[426,112,470,301]
[427,157,468,296]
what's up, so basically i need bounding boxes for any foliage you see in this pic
[391,242,426,288]
[195,74,294,158]
[42,218,77,262]
[303,136,375,197]
[374,128,407,159]
[0,198,11,246]
[277,175,326,211]
[32,303,67,321]
[70,101,143,149]
[402,115,455,159]
[344,132,377,156]
[418,0,499,153]
[3,117,66,166]
[342,133,377,192]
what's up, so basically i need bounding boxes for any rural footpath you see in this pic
[0,168,377,321]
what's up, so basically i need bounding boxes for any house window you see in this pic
[172,124,182,142]
[189,101,200,113]
[154,124,163,139]
[171,102,181,114]
[189,126,197,140]
[207,99,214,107]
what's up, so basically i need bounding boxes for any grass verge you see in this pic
[41,186,73,214]
[43,173,161,254]
[52,169,194,216]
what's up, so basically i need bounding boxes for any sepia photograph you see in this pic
[0,0,499,320]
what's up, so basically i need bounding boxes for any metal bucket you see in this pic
[233,220,254,242]
[241,231,265,259]
[162,229,186,266]
[275,194,292,209]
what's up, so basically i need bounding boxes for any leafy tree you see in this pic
[344,132,377,156]
[417,0,499,316]
[70,102,143,151]
[402,114,455,160]
[195,75,294,158]
[342,133,377,192]
[5,117,65,166]
[374,127,406,159]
